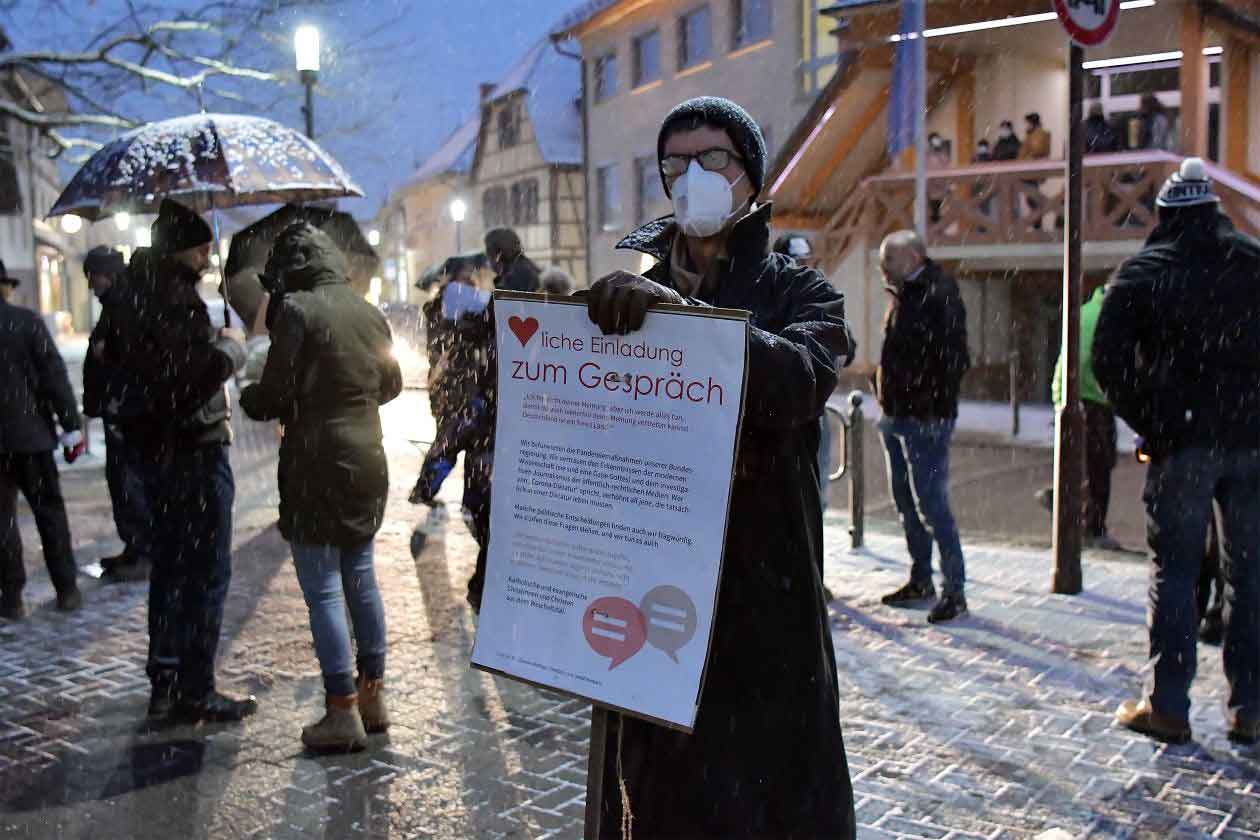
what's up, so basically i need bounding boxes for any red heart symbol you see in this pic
[508,316,539,347]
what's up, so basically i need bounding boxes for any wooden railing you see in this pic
[820,151,1260,268]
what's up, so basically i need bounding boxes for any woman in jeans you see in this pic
[241,222,403,751]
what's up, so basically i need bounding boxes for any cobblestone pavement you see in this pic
[0,390,1258,838]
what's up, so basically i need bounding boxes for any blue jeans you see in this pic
[291,541,387,697]
[880,417,966,596]
[1143,448,1260,723]
[144,445,234,699]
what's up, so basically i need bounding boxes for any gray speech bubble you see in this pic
[639,585,698,663]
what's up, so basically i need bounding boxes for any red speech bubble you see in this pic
[582,597,646,670]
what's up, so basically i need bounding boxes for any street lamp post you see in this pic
[449,197,467,254]
[294,26,320,140]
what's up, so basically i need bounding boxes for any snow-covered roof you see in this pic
[486,38,581,168]
[549,0,619,38]
[408,115,479,185]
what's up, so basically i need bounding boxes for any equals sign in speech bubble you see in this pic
[582,597,647,670]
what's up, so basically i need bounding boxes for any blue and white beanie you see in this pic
[1156,158,1221,208]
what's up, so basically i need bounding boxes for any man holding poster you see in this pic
[481,97,854,837]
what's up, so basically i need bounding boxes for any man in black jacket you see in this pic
[484,228,540,292]
[82,246,152,583]
[1094,158,1260,745]
[583,96,856,839]
[875,230,971,624]
[0,262,84,619]
[118,199,253,723]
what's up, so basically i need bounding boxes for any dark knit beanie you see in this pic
[83,245,126,278]
[0,258,13,287]
[151,198,212,254]
[657,96,767,199]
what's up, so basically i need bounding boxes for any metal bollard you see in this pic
[1009,348,1021,438]
[847,392,865,549]
[826,390,866,550]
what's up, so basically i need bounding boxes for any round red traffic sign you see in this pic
[1053,0,1121,47]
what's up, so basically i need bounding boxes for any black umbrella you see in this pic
[223,203,379,326]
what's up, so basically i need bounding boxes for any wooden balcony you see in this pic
[820,152,1260,269]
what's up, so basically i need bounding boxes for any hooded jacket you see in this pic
[595,203,857,839]
[1094,208,1260,456]
[1052,285,1108,409]
[0,297,80,453]
[240,224,403,547]
[876,259,970,421]
[116,248,242,451]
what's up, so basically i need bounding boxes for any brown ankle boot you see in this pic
[301,693,366,753]
[357,676,389,734]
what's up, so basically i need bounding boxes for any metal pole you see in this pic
[848,391,865,549]
[584,706,608,839]
[1009,347,1021,438]
[913,0,928,238]
[456,219,463,254]
[1052,42,1086,595]
[303,80,315,140]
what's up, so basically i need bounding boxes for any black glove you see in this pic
[583,270,683,335]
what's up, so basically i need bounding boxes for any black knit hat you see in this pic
[657,96,767,199]
[151,198,212,254]
[0,258,14,287]
[83,245,126,278]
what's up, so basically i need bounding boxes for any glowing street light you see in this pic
[449,197,467,253]
[295,25,320,139]
[59,214,82,235]
[114,211,131,232]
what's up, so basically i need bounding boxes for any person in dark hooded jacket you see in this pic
[484,228,541,292]
[241,222,402,752]
[584,96,856,839]
[1095,158,1260,746]
[118,198,253,725]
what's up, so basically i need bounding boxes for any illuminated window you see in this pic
[800,0,839,95]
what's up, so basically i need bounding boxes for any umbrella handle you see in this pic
[211,208,231,330]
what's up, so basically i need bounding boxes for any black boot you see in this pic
[0,593,25,622]
[881,580,937,607]
[148,680,178,720]
[174,690,258,724]
[927,592,969,624]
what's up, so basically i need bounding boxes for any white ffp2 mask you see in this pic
[671,161,745,239]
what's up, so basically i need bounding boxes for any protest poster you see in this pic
[470,291,748,731]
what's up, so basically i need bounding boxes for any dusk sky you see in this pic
[4,0,579,213]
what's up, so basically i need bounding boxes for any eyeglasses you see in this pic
[660,148,742,179]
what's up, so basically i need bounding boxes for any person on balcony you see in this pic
[973,139,992,163]
[1019,113,1052,228]
[991,121,1021,161]
[1138,94,1174,152]
[1084,104,1121,154]
[1094,158,1260,746]
[875,230,971,624]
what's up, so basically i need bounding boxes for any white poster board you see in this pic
[471,292,748,731]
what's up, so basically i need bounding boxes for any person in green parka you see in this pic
[1036,283,1120,550]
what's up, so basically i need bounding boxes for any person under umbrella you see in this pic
[241,222,403,752]
[117,199,253,723]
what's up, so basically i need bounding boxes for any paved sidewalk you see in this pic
[0,393,1257,838]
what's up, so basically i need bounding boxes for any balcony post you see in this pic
[1179,2,1208,158]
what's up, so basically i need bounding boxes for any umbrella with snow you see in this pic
[47,113,362,220]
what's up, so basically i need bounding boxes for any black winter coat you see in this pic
[116,250,242,451]
[0,298,80,453]
[83,282,151,423]
[596,204,857,839]
[240,227,403,548]
[494,254,541,293]
[877,260,970,420]
[1094,208,1260,456]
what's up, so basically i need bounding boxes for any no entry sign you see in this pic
[1053,0,1121,47]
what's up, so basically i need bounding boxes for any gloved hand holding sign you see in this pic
[583,271,683,336]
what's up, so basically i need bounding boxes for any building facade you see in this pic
[767,0,1260,403]
[554,0,845,281]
